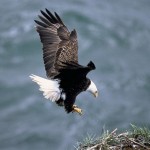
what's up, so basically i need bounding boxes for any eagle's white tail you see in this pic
[29,74,61,102]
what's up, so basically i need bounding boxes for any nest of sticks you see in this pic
[75,125,150,150]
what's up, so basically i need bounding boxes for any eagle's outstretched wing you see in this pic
[35,9,78,78]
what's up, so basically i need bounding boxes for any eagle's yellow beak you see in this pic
[93,91,98,98]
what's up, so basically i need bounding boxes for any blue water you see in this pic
[0,0,150,149]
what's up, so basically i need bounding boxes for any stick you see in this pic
[120,135,150,150]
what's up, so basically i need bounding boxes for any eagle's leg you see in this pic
[72,105,83,115]
[56,99,64,106]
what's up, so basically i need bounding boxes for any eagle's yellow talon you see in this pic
[72,105,83,115]
[72,105,77,108]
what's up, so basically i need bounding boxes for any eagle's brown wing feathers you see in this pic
[35,9,78,78]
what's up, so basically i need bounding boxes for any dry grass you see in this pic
[75,124,150,150]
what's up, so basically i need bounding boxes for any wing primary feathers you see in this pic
[38,15,52,26]
[40,10,52,22]
[34,20,49,28]
[54,12,64,25]
[45,8,58,23]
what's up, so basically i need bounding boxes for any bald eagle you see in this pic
[30,9,98,115]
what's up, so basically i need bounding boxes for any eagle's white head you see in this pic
[87,80,98,98]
